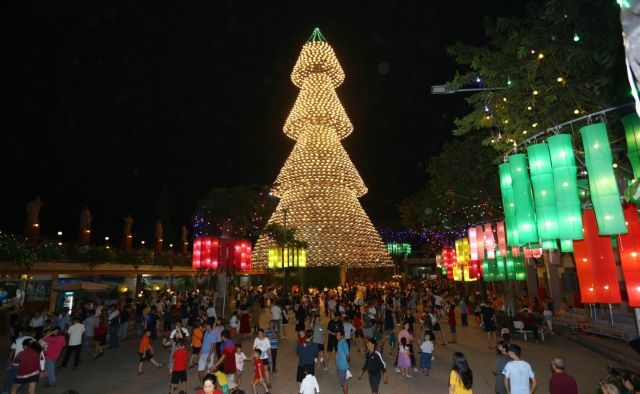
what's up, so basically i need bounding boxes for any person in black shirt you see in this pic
[358,338,388,394]
[326,313,344,369]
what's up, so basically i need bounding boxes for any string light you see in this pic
[573,32,580,42]
[253,28,393,268]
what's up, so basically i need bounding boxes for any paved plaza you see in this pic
[2,307,637,394]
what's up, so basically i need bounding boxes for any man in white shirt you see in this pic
[206,303,217,325]
[503,344,537,394]
[59,316,86,370]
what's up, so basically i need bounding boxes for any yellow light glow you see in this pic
[557,77,563,82]
[538,53,544,59]
[253,30,393,269]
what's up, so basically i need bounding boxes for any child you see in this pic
[190,321,203,369]
[214,370,228,394]
[234,342,249,390]
[170,339,188,394]
[299,364,320,394]
[397,337,412,378]
[138,329,164,375]
[500,324,511,344]
[252,348,270,394]
[388,330,397,356]
[419,333,435,376]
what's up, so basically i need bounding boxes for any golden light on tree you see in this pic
[252,28,392,268]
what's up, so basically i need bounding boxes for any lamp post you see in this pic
[282,208,289,304]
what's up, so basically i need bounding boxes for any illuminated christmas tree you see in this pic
[253,28,393,269]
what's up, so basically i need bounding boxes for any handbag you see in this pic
[346,369,353,379]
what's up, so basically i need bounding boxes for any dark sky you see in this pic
[2,1,523,244]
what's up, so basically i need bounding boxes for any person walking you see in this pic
[252,328,272,389]
[335,330,350,394]
[10,339,42,394]
[491,341,511,394]
[449,352,473,394]
[358,338,388,394]
[300,364,320,394]
[502,344,536,394]
[41,327,66,388]
[58,316,85,371]
[107,305,120,348]
[197,321,219,390]
[137,329,164,375]
[481,300,497,349]
[419,332,435,376]
[549,356,577,394]
[265,320,279,373]
[296,329,319,390]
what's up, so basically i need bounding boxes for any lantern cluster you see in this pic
[192,237,252,271]
[252,28,393,268]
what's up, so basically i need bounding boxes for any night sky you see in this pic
[2,1,524,244]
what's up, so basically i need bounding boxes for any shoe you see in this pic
[413,367,418,372]
[157,363,165,369]
[395,368,401,373]
[138,371,144,376]
[323,366,328,371]
[405,374,413,378]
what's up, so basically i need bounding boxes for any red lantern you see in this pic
[496,221,507,258]
[192,237,219,270]
[618,203,640,306]
[573,210,621,304]
[234,240,253,271]
[442,248,456,280]
[468,260,481,280]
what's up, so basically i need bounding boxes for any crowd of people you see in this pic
[4,279,640,394]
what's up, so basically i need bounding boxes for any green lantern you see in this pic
[499,162,520,246]
[622,113,640,179]
[527,143,560,240]
[580,123,628,235]
[508,154,539,243]
[542,239,558,250]
[547,134,583,240]
[560,239,574,252]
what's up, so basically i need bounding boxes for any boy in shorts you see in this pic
[234,342,248,390]
[170,339,188,394]
[138,329,164,375]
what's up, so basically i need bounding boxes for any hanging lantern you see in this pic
[268,246,307,268]
[499,163,520,246]
[508,154,539,243]
[622,113,640,179]
[547,134,583,240]
[475,225,485,260]
[234,240,253,271]
[527,143,560,240]
[467,260,480,281]
[560,239,574,252]
[581,123,628,235]
[573,210,622,304]
[618,203,640,306]
[468,227,479,260]
[484,223,496,259]
[442,247,456,280]
[511,246,521,258]
[496,221,507,257]
[542,240,558,250]
[192,236,219,270]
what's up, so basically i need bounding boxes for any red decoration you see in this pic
[193,237,252,272]
[192,237,219,270]
[496,221,507,258]
[468,260,481,280]
[442,248,456,280]
[484,223,495,259]
[617,203,640,307]
[573,210,621,304]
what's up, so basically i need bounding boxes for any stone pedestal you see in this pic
[123,234,133,251]
[26,223,40,245]
[155,238,163,254]
[78,229,91,246]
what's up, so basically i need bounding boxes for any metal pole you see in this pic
[283,209,289,304]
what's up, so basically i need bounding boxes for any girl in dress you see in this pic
[397,337,412,378]
[239,306,251,339]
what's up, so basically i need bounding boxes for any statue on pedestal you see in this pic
[80,207,92,230]
[180,225,188,254]
[123,214,134,236]
[155,221,163,240]
[26,197,42,225]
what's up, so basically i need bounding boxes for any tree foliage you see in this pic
[446,0,627,154]
[192,185,277,242]
[399,134,502,255]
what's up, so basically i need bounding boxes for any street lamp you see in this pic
[57,231,63,246]
[430,84,506,95]
[105,236,110,249]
